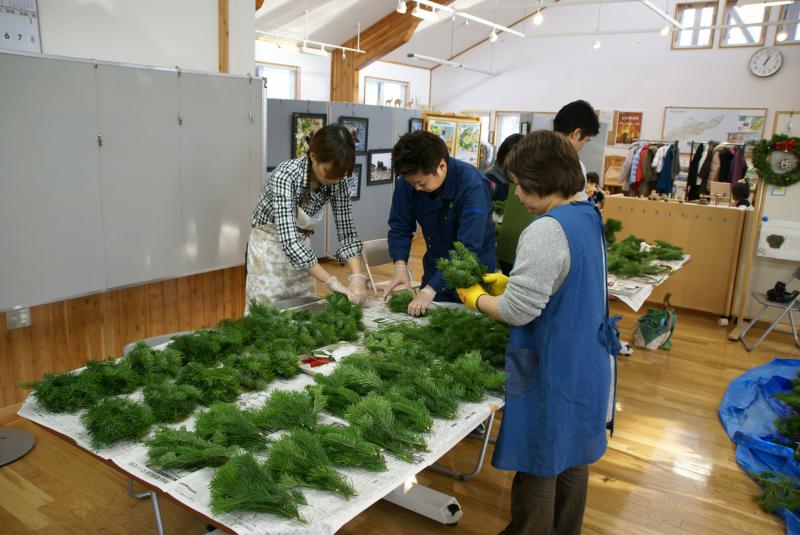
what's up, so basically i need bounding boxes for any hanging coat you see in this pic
[687,144,705,200]
[656,144,676,194]
[491,202,621,477]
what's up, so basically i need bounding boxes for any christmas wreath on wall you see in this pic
[753,135,800,187]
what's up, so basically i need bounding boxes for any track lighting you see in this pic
[489,29,498,42]
[533,11,543,25]
[660,24,670,36]
[593,38,602,49]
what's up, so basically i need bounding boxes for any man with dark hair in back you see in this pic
[383,131,495,316]
[553,99,600,198]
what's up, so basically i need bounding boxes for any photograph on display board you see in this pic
[291,113,327,158]
[427,118,457,151]
[409,117,424,133]
[346,163,362,201]
[367,150,393,185]
[614,112,643,145]
[455,122,481,167]
[339,116,368,154]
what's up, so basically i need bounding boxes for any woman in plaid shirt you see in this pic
[246,125,366,311]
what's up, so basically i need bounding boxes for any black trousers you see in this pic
[499,464,589,535]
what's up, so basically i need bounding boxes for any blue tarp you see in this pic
[719,358,800,534]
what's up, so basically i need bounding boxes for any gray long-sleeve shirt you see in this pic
[496,217,571,327]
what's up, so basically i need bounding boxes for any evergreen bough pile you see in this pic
[436,242,488,290]
[607,235,684,277]
[23,372,102,413]
[750,471,800,516]
[316,424,387,472]
[126,343,183,378]
[387,290,416,314]
[344,393,427,462]
[146,426,234,470]
[256,388,326,431]
[143,382,202,423]
[604,218,622,244]
[225,352,276,390]
[176,363,240,403]
[194,402,268,450]
[81,397,153,449]
[210,453,307,520]
[80,358,141,397]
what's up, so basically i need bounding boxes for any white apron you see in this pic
[244,206,322,314]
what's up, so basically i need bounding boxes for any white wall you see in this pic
[255,40,331,101]
[359,61,431,107]
[38,0,253,75]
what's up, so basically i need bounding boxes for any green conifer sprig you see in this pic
[436,242,488,290]
[267,350,300,379]
[607,235,684,277]
[750,471,800,514]
[125,343,183,377]
[225,352,276,391]
[23,372,102,413]
[255,388,325,431]
[81,397,153,449]
[143,383,202,423]
[146,426,234,470]
[169,329,225,366]
[344,393,427,463]
[400,375,462,419]
[312,374,363,416]
[210,453,307,520]
[387,290,416,314]
[437,351,505,403]
[604,218,623,244]
[176,363,240,403]
[384,390,433,433]
[80,358,141,397]
[329,362,384,396]
[266,429,356,498]
[194,402,267,449]
[316,424,387,472]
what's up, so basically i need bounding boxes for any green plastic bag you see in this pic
[632,294,677,350]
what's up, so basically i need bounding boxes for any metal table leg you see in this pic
[429,411,495,481]
[127,479,165,535]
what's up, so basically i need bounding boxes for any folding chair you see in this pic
[361,238,419,296]
[739,266,800,352]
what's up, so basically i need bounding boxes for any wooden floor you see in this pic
[1,238,797,534]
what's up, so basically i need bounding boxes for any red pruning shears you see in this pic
[301,355,333,367]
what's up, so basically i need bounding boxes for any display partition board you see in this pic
[0,51,265,310]
[424,113,482,168]
[662,106,767,154]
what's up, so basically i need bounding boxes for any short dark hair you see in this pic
[392,131,449,177]
[586,171,600,185]
[553,100,599,138]
[308,124,355,179]
[732,181,750,201]
[505,130,584,198]
[496,133,524,166]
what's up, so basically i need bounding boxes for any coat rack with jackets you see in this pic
[686,141,749,201]
[618,140,681,197]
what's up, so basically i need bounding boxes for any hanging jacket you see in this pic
[729,147,747,184]
[619,143,639,192]
[656,144,676,194]
[633,144,651,186]
[491,201,621,477]
[718,149,734,182]
[651,145,669,173]
[687,144,705,200]
[629,144,647,186]
[698,141,719,180]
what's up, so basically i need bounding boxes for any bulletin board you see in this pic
[424,113,482,168]
[661,106,767,153]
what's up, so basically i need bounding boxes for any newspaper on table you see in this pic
[607,254,690,312]
[18,298,503,535]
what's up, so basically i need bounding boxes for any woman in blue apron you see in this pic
[457,130,620,535]
[247,125,367,312]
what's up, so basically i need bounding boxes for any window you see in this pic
[462,111,491,144]
[721,1,769,47]
[495,112,522,147]
[776,2,800,45]
[364,77,409,107]
[673,2,718,49]
[255,63,298,99]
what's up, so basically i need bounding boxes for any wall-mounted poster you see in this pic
[614,111,643,146]
[291,113,327,158]
[427,118,457,152]
[409,117,423,133]
[346,163,362,201]
[662,107,767,153]
[367,150,393,185]
[455,122,481,167]
[773,111,798,136]
[339,116,368,154]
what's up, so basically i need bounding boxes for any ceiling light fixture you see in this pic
[593,38,602,49]
[301,41,329,57]
[457,12,526,37]
[777,29,789,42]
[396,0,407,14]
[533,0,544,25]
[489,29,498,42]
[406,52,496,75]
[660,24,670,36]
[412,4,439,21]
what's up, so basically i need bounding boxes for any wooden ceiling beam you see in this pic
[331,1,453,103]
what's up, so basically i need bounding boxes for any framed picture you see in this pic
[409,117,423,133]
[339,116,369,154]
[367,150,393,186]
[427,118,457,152]
[345,163,362,201]
[520,122,530,135]
[291,112,327,159]
[614,111,643,146]
[455,122,481,167]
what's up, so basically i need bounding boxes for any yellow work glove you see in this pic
[483,273,509,296]
[456,283,488,311]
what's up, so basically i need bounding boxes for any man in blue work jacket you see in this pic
[383,131,495,316]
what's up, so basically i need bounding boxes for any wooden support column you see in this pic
[331,1,452,103]
[218,0,229,73]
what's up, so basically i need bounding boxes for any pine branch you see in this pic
[316,424,387,472]
[436,242,488,290]
[143,382,202,423]
[255,388,325,431]
[267,350,300,379]
[23,371,102,413]
[225,352,276,391]
[80,358,141,397]
[125,343,183,377]
[194,402,268,449]
[384,390,433,433]
[210,452,307,520]
[176,363,240,404]
[81,397,153,450]
[344,393,427,462]
[387,290,416,314]
[313,373,363,417]
[146,426,234,470]
[750,470,800,514]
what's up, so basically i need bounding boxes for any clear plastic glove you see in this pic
[456,283,488,311]
[483,273,509,296]
[325,276,356,302]
[408,287,435,317]
[347,273,368,305]
[382,263,412,301]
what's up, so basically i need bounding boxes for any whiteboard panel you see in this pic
[179,73,254,271]
[0,53,106,308]
[96,64,187,287]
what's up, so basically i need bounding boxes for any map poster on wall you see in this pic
[662,107,767,153]
[455,122,481,167]
[757,218,800,262]
[427,118,457,153]
[614,112,643,146]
